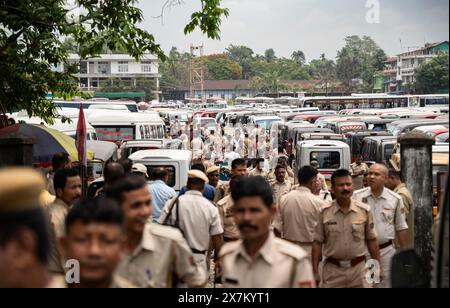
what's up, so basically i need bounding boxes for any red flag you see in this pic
[76,102,87,167]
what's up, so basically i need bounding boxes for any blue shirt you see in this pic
[179,184,216,202]
[149,180,177,223]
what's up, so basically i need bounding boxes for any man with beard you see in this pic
[312,169,381,288]
[219,176,314,288]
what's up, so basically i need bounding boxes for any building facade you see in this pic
[378,41,449,93]
[57,53,161,99]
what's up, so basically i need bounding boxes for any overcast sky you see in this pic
[137,0,449,62]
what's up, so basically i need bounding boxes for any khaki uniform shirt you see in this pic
[158,191,223,252]
[116,223,207,288]
[220,233,315,288]
[267,167,295,185]
[46,198,71,273]
[314,199,378,260]
[350,162,369,190]
[216,195,240,240]
[353,187,408,245]
[274,187,325,243]
[214,182,230,203]
[393,183,412,220]
[271,180,292,205]
[248,168,268,179]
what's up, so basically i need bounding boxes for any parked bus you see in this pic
[299,95,411,110]
[409,94,449,110]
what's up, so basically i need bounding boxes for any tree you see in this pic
[414,54,449,94]
[264,48,276,62]
[336,35,386,92]
[204,54,242,80]
[291,50,306,65]
[98,77,156,101]
[225,45,254,79]
[0,0,229,126]
[159,47,191,90]
[309,54,336,95]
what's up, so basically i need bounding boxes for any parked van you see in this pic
[294,140,351,185]
[129,150,192,192]
[12,109,98,140]
[88,111,165,142]
[361,136,397,165]
[250,115,282,131]
[346,131,392,161]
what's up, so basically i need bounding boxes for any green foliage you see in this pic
[414,54,449,94]
[336,35,386,92]
[204,54,242,80]
[98,77,155,101]
[0,0,229,125]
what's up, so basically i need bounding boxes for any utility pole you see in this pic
[189,44,205,104]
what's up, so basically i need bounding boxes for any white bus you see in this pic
[410,94,449,109]
[299,95,411,110]
[88,111,165,142]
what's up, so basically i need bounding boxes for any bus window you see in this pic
[145,125,151,139]
[95,127,134,142]
[139,126,144,139]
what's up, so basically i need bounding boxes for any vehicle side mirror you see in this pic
[391,249,430,288]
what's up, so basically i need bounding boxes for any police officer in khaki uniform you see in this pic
[274,166,325,256]
[312,169,381,288]
[248,158,268,178]
[108,175,207,288]
[270,165,292,205]
[214,158,248,203]
[46,168,82,273]
[216,177,242,243]
[219,177,315,288]
[386,168,414,247]
[353,164,408,288]
[206,165,224,189]
[267,156,295,185]
[312,169,380,288]
[58,197,136,288]
[350,154,369,190]
[0,168,62,288]
[159,170,224,272]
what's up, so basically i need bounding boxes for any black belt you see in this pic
[191,248,207,254]
[379,240,393,250]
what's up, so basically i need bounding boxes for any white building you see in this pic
[57,53,161,99]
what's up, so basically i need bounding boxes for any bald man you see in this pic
[353,164,408,288]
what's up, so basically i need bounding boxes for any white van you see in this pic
[129,150,192,192]
[250,115,282,131]
[294,140,351,184]
[88,111,165,142]
[11,110,98,140]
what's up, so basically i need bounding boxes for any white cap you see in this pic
[132,163,148,178]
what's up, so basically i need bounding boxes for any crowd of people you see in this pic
[0,139,413,288]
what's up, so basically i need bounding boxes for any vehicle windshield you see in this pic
[310,151,341,170]
[95,126,134,142]
[256,119,281,130]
